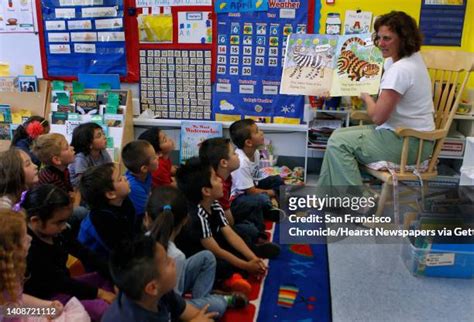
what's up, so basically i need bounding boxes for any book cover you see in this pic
[104,114,124,127]
[97,90,128,106]
[65,120,81,136]
[58,104,75,113]
[280,33,383,97]
[180,121,223,163]
[0,104,12,123]
[76,100,99,115]
[91,115,103,125]
[18,76,38,92]
[9,124,19,139]
[0,122,11,139]
[52,111,68,125]
[0,77,17,92]
[68,113,81,121]
[72,93,97,102]
[51,90,71,103]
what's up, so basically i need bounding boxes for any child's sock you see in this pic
[223,293,248,309]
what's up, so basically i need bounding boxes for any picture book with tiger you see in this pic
[280,33,384,97]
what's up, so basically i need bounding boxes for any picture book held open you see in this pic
[280,33,384,97]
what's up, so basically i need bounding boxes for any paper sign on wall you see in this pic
[0,0,35,33]
[178,12,212,44]
[344,10,372,34]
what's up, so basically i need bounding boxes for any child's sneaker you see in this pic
[254,242,280,259]
[224,292,249,309]
[264,207,286,222]
[223,273,252,296]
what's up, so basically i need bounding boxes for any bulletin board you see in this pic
[36,0,138,81]
[419,0,467,46]
[212,0,315,124]
[126,1,216,120]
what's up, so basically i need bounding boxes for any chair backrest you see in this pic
[421,50,474,172]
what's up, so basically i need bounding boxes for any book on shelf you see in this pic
[104,114,124,127]
[52,111,68,125]
[0,77,17,92]
[18,76,38,92]
[0,104,12,123]
[0,122,11,139]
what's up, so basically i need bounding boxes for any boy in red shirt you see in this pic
[138,128,177,188]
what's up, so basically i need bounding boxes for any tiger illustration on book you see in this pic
[289,45,332,80]
[337,37,380,81]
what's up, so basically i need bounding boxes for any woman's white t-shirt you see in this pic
[377,52,435,132]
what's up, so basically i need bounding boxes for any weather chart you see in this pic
[212,0,314,123]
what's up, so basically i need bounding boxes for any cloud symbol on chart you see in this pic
[220,100,235,111]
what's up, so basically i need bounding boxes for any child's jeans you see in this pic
[51,272,113,322]
[179,251,227,317]
[231,175,285,240]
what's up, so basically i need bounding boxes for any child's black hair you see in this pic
[79,163,115,209]
[11,116,49,146]
[229,119,256,149]
[138,128,162,153]
[22,184,71,222]
[199,137,232,171]
[71,122,103,155]
[175,157,212,204]
[109,236,160,301]
[147,186,188,249]
[121,140,154,174]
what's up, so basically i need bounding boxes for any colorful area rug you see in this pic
[223,223,331,322]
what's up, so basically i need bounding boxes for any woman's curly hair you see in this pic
[373,11,423,59]
[0,209,27,304]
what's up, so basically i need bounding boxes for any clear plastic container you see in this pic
[401,238,474,279]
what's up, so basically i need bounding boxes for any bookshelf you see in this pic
[0,79,50,152]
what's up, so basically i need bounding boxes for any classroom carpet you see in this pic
[222,222,332,322]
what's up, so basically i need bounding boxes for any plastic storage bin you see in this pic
[401,238,474,278]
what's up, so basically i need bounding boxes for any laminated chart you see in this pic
[139,49,212,120]
[212,0,315,124]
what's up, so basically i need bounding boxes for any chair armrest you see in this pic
[394,128,447,140]
[350,110,372,123]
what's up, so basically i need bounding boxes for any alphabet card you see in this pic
[177,12,212,44]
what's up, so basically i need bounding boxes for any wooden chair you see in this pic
[351,50,474,218]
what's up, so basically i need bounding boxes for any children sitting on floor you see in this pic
[122,140,159,220]
[175,157,277,294]
[103,236,218,322]
[69,123,111,188]
[0,148,38,210]
[229,119,285,223]
[22,184,115,321]
[78,163,136,259]
[138,128,177,188]
[145,186,248,317]
[0,209,65,321]
[11,116,50,167]
[199,137,281,248]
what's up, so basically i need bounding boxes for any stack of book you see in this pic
[308,118,342,150]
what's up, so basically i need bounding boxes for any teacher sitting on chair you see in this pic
[318,11,434,186]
